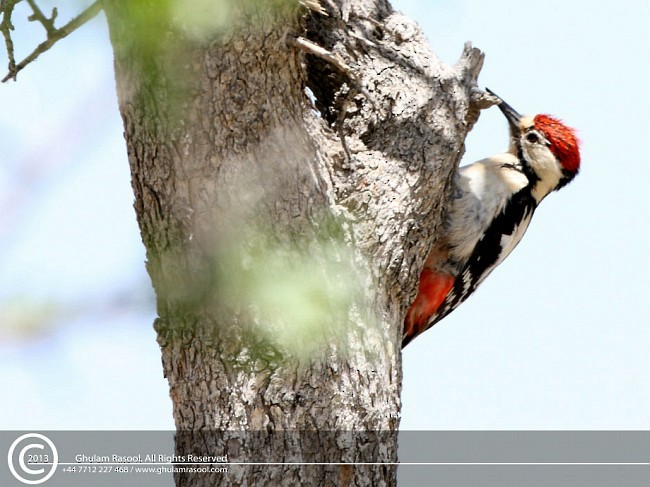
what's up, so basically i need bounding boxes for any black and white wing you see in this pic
[429,189,537,327]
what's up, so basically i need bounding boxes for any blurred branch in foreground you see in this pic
[0,0,102,82]
[0,281,155,345]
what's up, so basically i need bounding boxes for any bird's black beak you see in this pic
[486,88,522,133]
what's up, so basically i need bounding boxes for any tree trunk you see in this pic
[102,0,488,485]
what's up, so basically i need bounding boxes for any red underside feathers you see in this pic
[403,269,454,345]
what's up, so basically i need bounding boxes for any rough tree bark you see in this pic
[102,0,491,485]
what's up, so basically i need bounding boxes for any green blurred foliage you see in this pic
[0,297,59,343]
[214,218,370,360]
[170,0,297,41]
[120,0,298,48]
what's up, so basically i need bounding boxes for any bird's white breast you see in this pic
[447,154,529,263]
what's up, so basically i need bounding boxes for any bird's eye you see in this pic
[526,132,539,144]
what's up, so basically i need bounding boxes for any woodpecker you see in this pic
[403,89,580,348]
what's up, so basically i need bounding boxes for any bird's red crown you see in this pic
[533,114,581,173]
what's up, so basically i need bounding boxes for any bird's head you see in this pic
[487,88,581,202]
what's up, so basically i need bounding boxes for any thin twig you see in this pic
[2,1,103,82]
[25,0,57,36]
[337,93,353,162]
[0,0,19,76]
[298,0,328,16]
[287,35,379,162]
[288,35,353,76]
[287,36,376,108]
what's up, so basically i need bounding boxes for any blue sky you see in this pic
[1,0,649,430]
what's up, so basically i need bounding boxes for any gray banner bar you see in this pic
[397,431,650,463]
[398,465,650,487]
[2,431,648,487]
